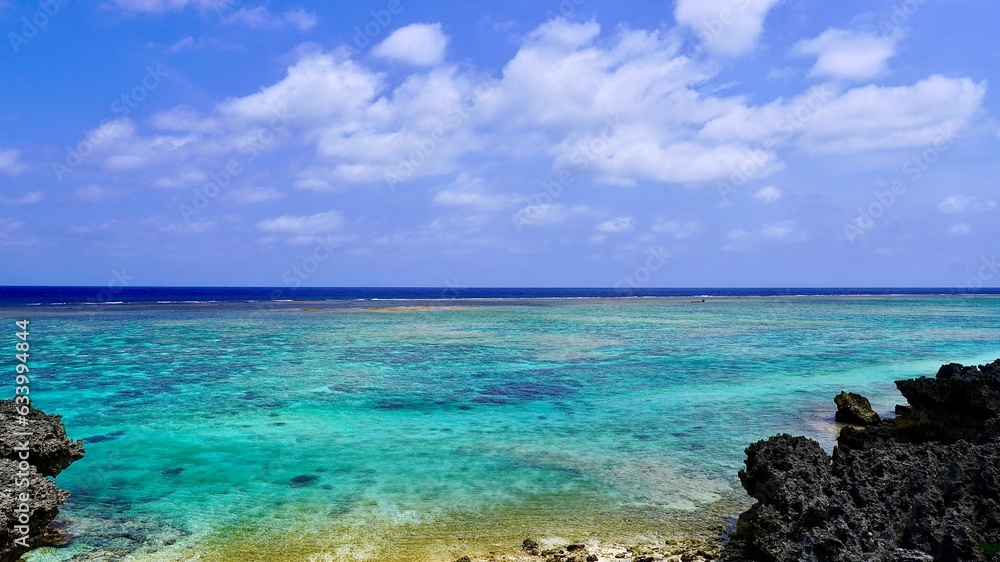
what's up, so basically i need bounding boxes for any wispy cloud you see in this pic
[725,220,808,251]
[223,6,317,32]
[939,195,997,214]
[0,149,26,175]
[752,185,782,203]
[256,210,343,234]
[0,191,42,205]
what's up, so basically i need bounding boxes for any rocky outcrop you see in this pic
[0,400,83,562]
[727,359,1000,562]
[834,391,880,426]
[0,400,84,476]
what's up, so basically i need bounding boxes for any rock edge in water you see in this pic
[0,400,84,562]
[727,359,1000,562]
[833,391,880,426]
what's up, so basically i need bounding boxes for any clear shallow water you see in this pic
[9,296,1000,561]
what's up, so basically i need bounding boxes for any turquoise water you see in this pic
[12,296,1000,560]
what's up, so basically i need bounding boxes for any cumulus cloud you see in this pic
[794,28,898,81]
[752,185,782,203]
[372,23,449,66]
[800,76,985,153]
[595,217,634,233]
[78,18,988,201]
[701,76,985,154]
[674,0,782,56]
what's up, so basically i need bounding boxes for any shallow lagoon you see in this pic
[17,296,1000,560]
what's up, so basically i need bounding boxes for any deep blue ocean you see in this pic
[1,285,998,307]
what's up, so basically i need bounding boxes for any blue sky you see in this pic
[1,0,999,287]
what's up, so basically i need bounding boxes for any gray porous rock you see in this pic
[726,359,1000,562]
[0,400,84,561]
[0,400,84,477]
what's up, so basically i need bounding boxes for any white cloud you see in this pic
[701,76,985,155]
[280,8,317,31]
[0,149,26,175]
[112,0,209,13]
[752,185,782,203]
[82,19,988,200]
[674,0,782,56]
[595,217,634,233]
[161,220,217,234]
[166,36,240,53]
[511,204,588,227]
[652,219,701,239]
[725,220,807,250]
[223,7,317,31]
[74,185,122,202]
[948,222,971,236]
[433,178,518,210]
[225,187,284,204]
[152,167,209,188]
[0,192,42,205]
[800,75,985,154]
[372,23,449,66]
[794,28,898,81]
[938,195,997,214]
[256,210,343,234]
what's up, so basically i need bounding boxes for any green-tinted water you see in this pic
[12,297,1000,560]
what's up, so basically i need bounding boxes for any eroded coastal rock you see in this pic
[0,400,84,477]
[833,391,880,426]
[0,400,83,562]
[726,359,1000,562]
